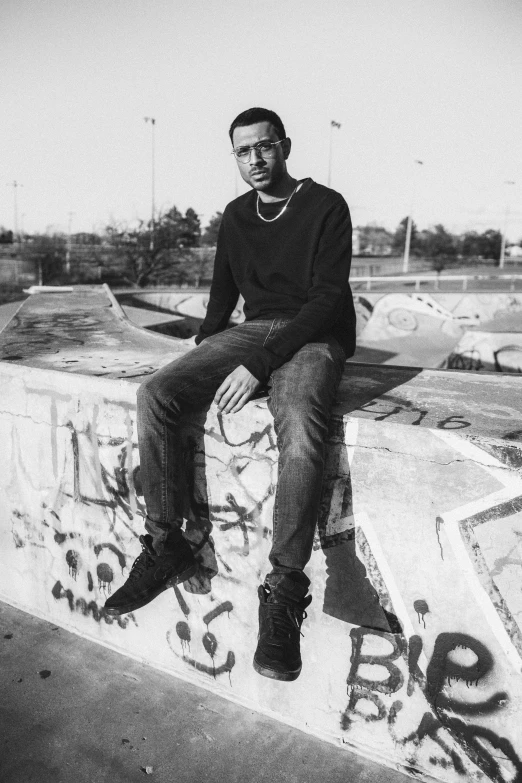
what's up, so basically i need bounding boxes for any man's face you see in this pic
[232,121,290,192]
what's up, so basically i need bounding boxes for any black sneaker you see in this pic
[253,576,312,682]
[104,534,196,616]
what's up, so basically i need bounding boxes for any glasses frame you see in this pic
[231,138,286,164]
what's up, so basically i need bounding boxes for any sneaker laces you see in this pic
[266,603,308,639]
[128,543,155,582]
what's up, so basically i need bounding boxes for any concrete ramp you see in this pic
[115,290,522,373]
[119,290,245,337]
[353,292,522,371]
[2,286,522,782]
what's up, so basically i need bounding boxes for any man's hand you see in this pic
[214,365,260,414]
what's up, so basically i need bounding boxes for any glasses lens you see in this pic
[233,141,280,162]
[256,142,276,158]
[234,147,250,161]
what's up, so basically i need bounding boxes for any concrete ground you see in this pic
[0,602,410,783]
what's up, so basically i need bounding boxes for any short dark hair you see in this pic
[229,107,286,144]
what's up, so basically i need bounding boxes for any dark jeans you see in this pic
[136,319,346,577]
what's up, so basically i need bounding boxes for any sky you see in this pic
[2,0,522,241]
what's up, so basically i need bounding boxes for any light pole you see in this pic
[328,120,341,188]
[402,160,424,274]
[7,180,23,252]
[66,211,75,275]
[144,117,156,251]
[499,180,515,269]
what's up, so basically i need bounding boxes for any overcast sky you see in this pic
[2,0,522,240]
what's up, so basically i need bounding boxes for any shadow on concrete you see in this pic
[335,362,424,418]
[322,535,401,634]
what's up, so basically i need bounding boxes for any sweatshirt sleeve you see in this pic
[241,198,352,384]
[195,221,240,345]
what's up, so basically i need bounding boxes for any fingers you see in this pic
[216,384,236,412]
[228,394,250,414]
[216,383,245,413]
[214,381,249,413]
[214,367,261,414]
[214,378,230,407]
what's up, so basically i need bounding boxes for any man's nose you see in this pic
[249,147,265,164]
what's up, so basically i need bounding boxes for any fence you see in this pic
[351,274,522,292]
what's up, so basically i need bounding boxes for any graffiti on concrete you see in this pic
[444,336,522,374]
[352,293,522,373]
[343,627,522,782]
[166,584,235,680]
[4,370,522,781]
[354,397,472,429]
[51,578,135,629]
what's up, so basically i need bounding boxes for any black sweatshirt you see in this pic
[195,177,356,384]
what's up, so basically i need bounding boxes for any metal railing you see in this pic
[350,274,522,292]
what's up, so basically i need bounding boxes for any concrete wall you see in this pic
[2,355,522,782]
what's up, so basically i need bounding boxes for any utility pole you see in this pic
[402,160,424,274]
[499,180,515,269]
[7,180,23,251]
[328,120,341,188]
[20,213,25,252]
[7,180,23,283]
[144,117,156,251]
[66,211,75,275]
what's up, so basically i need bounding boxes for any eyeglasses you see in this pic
[231,139,286,163]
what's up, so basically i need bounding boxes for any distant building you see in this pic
[354,225,394,256]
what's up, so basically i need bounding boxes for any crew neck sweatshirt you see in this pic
[195,177,355,384]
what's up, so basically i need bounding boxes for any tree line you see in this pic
[0,208,223,288]
[357,218,513,273]
[1,209,519,288]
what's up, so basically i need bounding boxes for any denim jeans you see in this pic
[136,319,346,577]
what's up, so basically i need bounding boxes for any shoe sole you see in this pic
[253,657,301,682]
[104,562,198,616]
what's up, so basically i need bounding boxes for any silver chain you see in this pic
[256,183,299,223]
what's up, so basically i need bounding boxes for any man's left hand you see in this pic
[214,365,260,414]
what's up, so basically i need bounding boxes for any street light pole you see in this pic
[499,180,515,270]
[66,211,75,275]
[402,160,424,274]
[7,180,23,252]
[328,120,341,188]
[144,117,156,251]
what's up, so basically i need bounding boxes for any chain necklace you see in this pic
[256,181,299,223]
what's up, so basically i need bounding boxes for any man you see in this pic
[105,107,355,682]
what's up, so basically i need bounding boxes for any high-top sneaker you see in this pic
[104,534,196,616]
[253,573,312,682]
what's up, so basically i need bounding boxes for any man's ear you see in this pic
[282,137,291,159]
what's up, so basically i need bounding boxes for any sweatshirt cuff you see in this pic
[241,346,286,385]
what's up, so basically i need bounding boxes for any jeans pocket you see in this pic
[262,318,292,347]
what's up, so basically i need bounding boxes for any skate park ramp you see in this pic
[2,285,522,783]
[116,289,522,373]
[352,291,522,371]
[116,290,245,338]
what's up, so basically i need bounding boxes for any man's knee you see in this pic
[137,372,173,413]
[272,402,328,443]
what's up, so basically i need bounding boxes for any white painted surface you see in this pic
[1,360,522,781]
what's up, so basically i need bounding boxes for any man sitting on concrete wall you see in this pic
[105,107,355,682]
